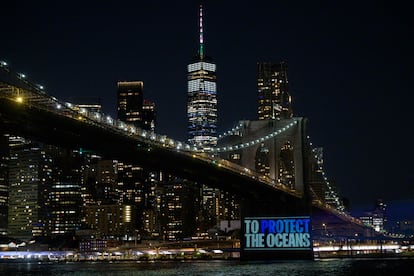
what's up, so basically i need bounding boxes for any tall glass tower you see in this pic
[187,4,217,149]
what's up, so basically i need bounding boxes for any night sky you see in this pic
[1,1,413,218]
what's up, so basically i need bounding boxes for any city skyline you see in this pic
[1,1,413,216]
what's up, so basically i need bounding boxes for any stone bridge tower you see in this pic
[217,117,308,195]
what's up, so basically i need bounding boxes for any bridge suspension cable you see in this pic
[211,120,298,153]
[1,61,345,205]
[307,135,345,212]
[217,122,245,140]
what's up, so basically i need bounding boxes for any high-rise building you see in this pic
[0,134,9,235]
[359,200,387,233]
[84,204,127,238]
[7,140,52,238]
[257,62,292,120]
[117,81,144,128]
[142,99,156,131]
[156,176,200,241]
[116,81,159,239]
[48,148,86,236]
[187,4,217,149]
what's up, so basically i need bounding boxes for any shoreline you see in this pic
[1,252,414,264]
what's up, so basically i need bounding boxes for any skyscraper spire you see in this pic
[199,4,204,59]
[187,3,217,148]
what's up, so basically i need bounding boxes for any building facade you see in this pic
[116,80,159,239]
[0,134,9,234]
[142,99,156,131]
[187,4,217,149]
[257,62,292,120]
[7,140,52,238]
[117,81,144,128]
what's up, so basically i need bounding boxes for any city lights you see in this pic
[1,3,410,264]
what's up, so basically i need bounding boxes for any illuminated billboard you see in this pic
[243,216,311,250]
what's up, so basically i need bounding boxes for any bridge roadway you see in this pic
[0,64,378,257]
[0,96,302,202]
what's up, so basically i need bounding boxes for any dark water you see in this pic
[1,258,413,275]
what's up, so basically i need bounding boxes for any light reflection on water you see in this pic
[0,258,413,275]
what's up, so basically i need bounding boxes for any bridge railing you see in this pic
[312,199,365,227]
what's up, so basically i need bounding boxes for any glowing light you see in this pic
[199,4,204,57]
[15,96,23,103]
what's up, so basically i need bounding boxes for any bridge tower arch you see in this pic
[218,117,307,195]
[218,118,313,260]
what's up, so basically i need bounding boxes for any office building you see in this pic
[142,99,156,131]
[0,134,9,234]
[156,177,200,241]
[359,199,387,233]
[187,4,217,149]
[117,81,144,128]
[7,140,52,238]
[116,81,159,238]
[48,148,86,236]
[257,62,292,120]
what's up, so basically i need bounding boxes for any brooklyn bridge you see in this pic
[0,62,383,260]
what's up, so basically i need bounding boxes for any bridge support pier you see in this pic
[240,192,313,260]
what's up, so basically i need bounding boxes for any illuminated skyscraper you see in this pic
[257,62,292,120]
[8,140,52,238]
[142,99,156,131]
[47,147,85,236]
[0,134,9,234]
[359,199,387,233]
[117,81,144,128]
[116,81,158,238]
[187,4,217,148]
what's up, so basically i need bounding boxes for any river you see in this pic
[1,258,414,275]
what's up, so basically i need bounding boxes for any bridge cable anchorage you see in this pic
[211,120,298,153]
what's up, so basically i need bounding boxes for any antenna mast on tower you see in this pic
[199,4,204,59]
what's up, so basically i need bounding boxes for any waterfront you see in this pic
[0,258,414,275]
